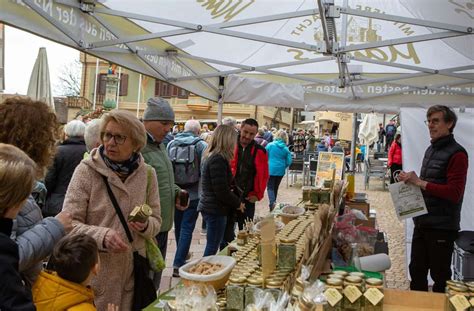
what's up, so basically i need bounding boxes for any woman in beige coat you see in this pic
[63,110,161,310]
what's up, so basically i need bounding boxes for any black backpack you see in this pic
[168,138,202,188]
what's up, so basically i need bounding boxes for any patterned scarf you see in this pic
[99,145,140,181]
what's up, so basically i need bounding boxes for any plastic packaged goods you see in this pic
[226,276,246,310]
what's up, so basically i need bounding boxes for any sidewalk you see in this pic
[158,172,409,293]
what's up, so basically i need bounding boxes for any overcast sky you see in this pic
[3,25,79,96]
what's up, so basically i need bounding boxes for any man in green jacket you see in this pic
[142,97,188,289]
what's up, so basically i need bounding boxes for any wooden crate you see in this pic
[346,200,370,217]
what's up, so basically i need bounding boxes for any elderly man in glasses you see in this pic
[399,105,468,293]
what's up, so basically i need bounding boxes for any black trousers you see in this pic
[237,201,256,230]
[409,227,458,292]
[390,163,403,184]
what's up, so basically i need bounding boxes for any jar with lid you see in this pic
[323,278,344,311]
[278,237,297,269]
[364,278,384,311]
[265,279,283,301]
[291,277,305,304]
[237,230,248,246]
[226,276,246,310]
[245,277,263,308]
[445,284,470,311]
[296,293,315,311]
[343,276,364,310]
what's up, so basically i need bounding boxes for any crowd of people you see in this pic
[0,96,468,310]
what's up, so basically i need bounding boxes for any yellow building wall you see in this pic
[79,54,292,128]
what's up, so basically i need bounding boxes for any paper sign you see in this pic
[388,181,427,220]
[343,285,362,303]
[324,288,343,306]
[364,288,384,306]
[449,295,470,311]
[316,152,344,187]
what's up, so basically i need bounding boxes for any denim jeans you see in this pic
[152,231,168,289]
[202,212,227,256]
[173,199,199,268]
[267,175,284,211]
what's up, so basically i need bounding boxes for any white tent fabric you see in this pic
[400,107,474,281]
[27,47,54,111]
[1,0,473,112]
[224,75,304,107]
[358,113,378,146]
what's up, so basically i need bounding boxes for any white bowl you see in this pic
[254,219,285,233]
[179,255,236,290]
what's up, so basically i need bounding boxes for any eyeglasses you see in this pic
[424,118,441,126]
[102,132,127,145]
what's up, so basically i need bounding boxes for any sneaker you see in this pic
[173,268,180,278]
[186,253,192,261]
[200,228,207,236]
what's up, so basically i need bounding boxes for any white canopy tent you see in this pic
[1,0,472,115]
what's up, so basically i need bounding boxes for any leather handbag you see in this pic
[102,175,157,311]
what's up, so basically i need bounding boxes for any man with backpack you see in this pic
[167,119,207,277]
[385,119,397,151]
[142,97,189,289]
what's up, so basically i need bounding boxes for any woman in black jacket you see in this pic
[198,125,241,256]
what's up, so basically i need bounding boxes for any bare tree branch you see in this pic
[55,60,82,96]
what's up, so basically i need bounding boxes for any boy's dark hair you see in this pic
[241,118,259,129]
[49,234,98,284]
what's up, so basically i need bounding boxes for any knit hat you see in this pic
[143,97,175,121]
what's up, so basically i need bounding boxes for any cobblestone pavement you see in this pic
[158,172,409,293]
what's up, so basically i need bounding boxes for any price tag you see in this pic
[324,288,343,307]
[470,297,474,307]
[363,288,384,306]
[449,295,470,311]
[343,285,362,303]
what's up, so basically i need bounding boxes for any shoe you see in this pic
[200,228,207,236]
[186,253,192,261]
[173,268,180,278]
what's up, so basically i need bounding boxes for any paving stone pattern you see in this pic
[158,172,409,293]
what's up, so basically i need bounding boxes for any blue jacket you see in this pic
[266,139,292,176]
[166,131,208,201]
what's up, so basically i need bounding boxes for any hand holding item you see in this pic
[104,229,129,252]
[175,190,189,211]
[238,202,246,213]
[129,221,148,233]
[246,195,258,203]
[398,171,427,190]
[55,211,73,233]
[107,303,119,311]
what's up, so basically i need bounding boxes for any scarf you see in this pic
[99,145,140,181]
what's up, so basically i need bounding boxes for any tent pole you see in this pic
[136,74,142,117]
[217,76,225,125]
[116,67,121,109]
[92,57,99,111]
[350,113,357,171]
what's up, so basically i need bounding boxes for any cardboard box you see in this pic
[346,200,370,217]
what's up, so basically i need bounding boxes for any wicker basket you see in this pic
[179,255,236,290]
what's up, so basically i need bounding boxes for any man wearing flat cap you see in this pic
[141,97,188,289]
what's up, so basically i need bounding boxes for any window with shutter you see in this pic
[178,87,189,99]
[97,73,107,95]
[119,73,128,96]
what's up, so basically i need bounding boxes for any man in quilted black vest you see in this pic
[399,105,468,293]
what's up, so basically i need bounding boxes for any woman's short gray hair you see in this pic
[65,120,86,137]
[222,116,237,127]
[101,110,146,152]
[84,119,102,152]
[184,119,201,134]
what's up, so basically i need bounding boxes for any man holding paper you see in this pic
[399,105,468,293]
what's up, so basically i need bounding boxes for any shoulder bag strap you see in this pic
[101,175,133,243]
[145,165,153,205]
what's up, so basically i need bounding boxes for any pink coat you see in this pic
[62,149,161,310]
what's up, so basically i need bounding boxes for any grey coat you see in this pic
[12,195,65,287]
